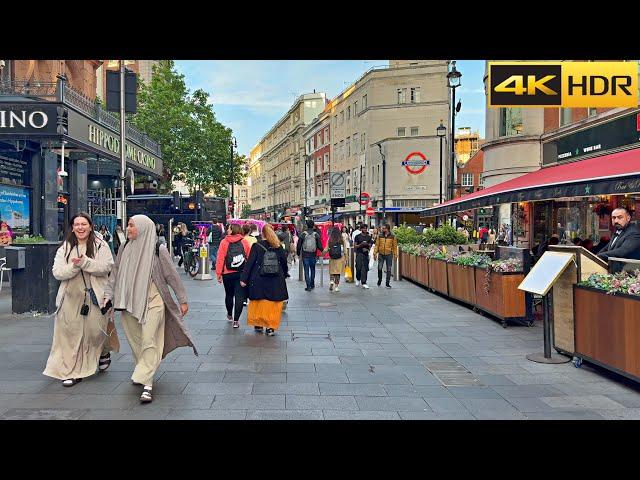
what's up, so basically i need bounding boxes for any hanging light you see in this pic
[58,140,68,177]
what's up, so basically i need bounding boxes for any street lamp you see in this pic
[230,136,237,217]
[272,173,277,221]
[377,142,386,227]
[303,155,309,225]
[436,120,446,205]
[447,61,462,202]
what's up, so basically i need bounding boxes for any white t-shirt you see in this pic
[351,229,361,243]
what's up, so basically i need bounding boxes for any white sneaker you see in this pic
[334,286,340,292]
[362,284,370,289]
[356,280,361,287]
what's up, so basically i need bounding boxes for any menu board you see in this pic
[518,251,575,296]
[0,155,30,186]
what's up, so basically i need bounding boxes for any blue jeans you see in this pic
[209,244,219,266]
[303,256,317,289]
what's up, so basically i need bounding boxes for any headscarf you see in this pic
[113,214,157,324]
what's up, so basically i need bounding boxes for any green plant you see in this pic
[14,235,47,244]
[579,270,640,296]
[395,224,423,245]
[422,224,468,245]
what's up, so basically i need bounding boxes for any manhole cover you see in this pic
[291,331,331,341]
[424,359,483,387]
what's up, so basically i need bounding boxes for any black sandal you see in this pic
[62,378,83,387]
[98,353,111,372]
[140,386,153,403]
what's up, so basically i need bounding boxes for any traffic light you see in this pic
[195,191,204,210]
[172,191,181,210]
[56,106,68,135]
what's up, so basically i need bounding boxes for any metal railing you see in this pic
[0,80,57,99]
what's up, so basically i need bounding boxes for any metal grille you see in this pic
[88,188,117,216]
[424,359,483,387]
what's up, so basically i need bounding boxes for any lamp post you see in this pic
[272,173,277,221]
[303,155,309,225]
[358,164,363,222]
[230,136,237,218]
[447,61,462,202]
[436,120,446,205]
[377,142,386,227]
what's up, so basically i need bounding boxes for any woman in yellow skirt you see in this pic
[240,224,289,336]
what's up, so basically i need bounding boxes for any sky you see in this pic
[175,60,486,156]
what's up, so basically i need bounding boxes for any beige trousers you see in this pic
[120,282,165,386]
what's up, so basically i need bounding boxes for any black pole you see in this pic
[439,135,443,205]
[381,147,386,226]
[273,174,276,222]
[543,294,552,358]
[359,164,363,222]
[450,87,456,201]
[303,155,308,225]
[230,140,234,218]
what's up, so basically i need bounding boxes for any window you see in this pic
[397,88,407,104]
[461,173,473,187]
[377,165,380,184]
[340,140,344,159]
[410,127,419,136]
[353,133,359,154]
[363,94,367,109]
[397,127,406,137]
[334,116,337,128]
[340,111,344,124]
[347,106,351,120]
[588,107,597,117]
[324,127,329,143]
[346,172,351,195]
[354,101,358,115]
[361,132,366,151]
[346,136,351,156]
[411,87,421,103]
[324,153,329,172]
[560,108,572,126]
[499,108,523,137]
[333,143,337,160]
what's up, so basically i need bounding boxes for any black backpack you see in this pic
[257,243,280,276]
[225,240,246,271]
[329,242,343,260]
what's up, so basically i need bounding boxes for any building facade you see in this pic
[325,60,451,227]
[454,127,482,167]
[248,93,326,221]
[302,111,331,218]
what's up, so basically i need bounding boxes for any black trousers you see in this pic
[222,272,246,321]
[356,253,369,285]
[377,254,393,285]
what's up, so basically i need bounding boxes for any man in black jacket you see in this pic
[296,220,323,291]
[354,223,374,289]
[597,207,640,261]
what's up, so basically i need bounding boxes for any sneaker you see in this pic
[305,287,311,292]
[226,314,233,322]
[334,286,340,292]
[362,284,370,289]
[356,280,361,287]
[329,281,334,291]
[254,326,264,333]
[265,328,275,336]
[377,279,382,286]
[233,321,240,328]
[386,284,392,289]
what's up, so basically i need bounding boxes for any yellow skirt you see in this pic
[247,299,284,330]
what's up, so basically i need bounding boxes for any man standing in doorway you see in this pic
[374,223,398,288]
[297,219,323,291]
[354,223,374,289]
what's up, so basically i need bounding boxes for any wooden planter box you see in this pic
[416,255,429,287]
[447,263,476,305]
[474,268,526,322]
[574,285,640,382]
[429,258,448,295]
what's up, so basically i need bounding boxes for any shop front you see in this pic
[0,77,163,241]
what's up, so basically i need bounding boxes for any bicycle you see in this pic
[182,241,200,277]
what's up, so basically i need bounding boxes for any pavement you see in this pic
[1,259,640,420]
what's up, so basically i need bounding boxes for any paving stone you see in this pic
[595,408,640,420]
[80,408,172,420]
[183,382,253,395]
[492,385,566,398]
[447,387,504,399]
[524,411,606,420]
[383,385,454,398]
[346,372,411,385]
[246,410,324,420]
[355,396,429,412]
[0,380,55,394]
[211,394,285,410]
[1,408,88,420]
[287,372,350,384]
[319,383,387,396]
[505,374,575,385]
[541,395,627,410]
[131,394,214,409]
[256,363,316,373]
[286,355,341,364]
[324,411,401,420]
[285,395,359,411]
[476,375,517,386]
[166,409,248,420]
[423,397,470,413]
[252,383,320,395]
[223,373,286,383]
[459,398,526,417]
[398,411,475,420]
[604,394,640,409]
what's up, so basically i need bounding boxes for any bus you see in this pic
[126,194,227,231]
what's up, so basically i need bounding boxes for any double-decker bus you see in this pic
[126,194,226,230]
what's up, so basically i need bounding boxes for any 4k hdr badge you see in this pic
[488,62,638,108]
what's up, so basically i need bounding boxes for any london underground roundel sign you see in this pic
[401,151,430,175]
[359,192,370,205]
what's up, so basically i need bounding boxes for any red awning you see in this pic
[424,147,640,216]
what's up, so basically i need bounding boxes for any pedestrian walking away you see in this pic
[216,223,252,328]
[156,224,167,245]
[296,219,323,291]
[44,212,118,387]
[374,223,398,288]
[208,222,224,268]
[103,214,197,403]
[276,225,293,270]
[240,224,289,336]
[351,223,363,285]
[323,226,347,292]
[354,223,374,289]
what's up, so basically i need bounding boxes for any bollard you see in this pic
[319,255,324,287]
[194,243,213,280]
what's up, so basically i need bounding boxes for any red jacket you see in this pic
[216,234,251,277]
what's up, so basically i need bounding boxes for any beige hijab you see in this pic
[114,215,157,324]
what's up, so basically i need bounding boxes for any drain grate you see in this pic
[291,331,331,341]
[424,359,483,387]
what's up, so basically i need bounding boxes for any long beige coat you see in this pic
[323,239,349,276]
[104,242,198,359]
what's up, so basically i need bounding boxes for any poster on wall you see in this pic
[0,184,31,234]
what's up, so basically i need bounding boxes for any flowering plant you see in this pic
[592,203,613,217]
[451,252,492,267]
[579,270,640,296]
[481,258,524,295]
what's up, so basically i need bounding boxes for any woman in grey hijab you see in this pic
[104,214,197,403]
